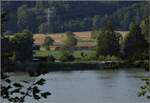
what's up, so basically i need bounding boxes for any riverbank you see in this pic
[3,60,149,75]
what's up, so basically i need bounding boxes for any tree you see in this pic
[64,32,77,48]
[1,74,51,103]
[12,30,33,62]
[92,15,102,29]
[96,22,120,56]
[91,29,100,39]
[38,23,48,33]
[1,12,7,34]
[138,77,150,99]
[140,17,149,43]
[43,36,54,50]
[17,5,38,32]
[1,12,15,72]
[1,37,14,72]
[123,22,148,59]
[60,50,75,62]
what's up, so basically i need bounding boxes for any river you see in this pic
[1,68,150,103]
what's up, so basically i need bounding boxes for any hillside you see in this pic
[1,1,148,34]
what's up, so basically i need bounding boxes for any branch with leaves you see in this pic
[1,74,51,103]
[138,77,150,99]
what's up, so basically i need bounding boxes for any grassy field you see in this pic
[77,39,96,46]
[34,38,97,59]
[34,50,96,59]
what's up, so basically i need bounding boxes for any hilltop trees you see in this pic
[96,22,120,56]
[2,1,148,33]
[39,23,48,33]
[17,5,38,32]
[123,22,148,59]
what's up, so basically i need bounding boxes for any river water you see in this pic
[1,68,150,103]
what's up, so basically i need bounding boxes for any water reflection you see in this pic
[1,69,150,103]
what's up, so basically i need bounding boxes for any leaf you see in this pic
[33,94,41,100]
[20,91,25,95]
[21,80,29,83]
[6,85,12,90]
[5,79,11,83]
[35,78,45,85]
[41,92,51,98]
[32,86,40,94]
[11,88,21,94]
[13,83,23,88]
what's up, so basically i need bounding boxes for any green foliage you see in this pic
[98,55,120,61]
[64,32,77,48]
[1,37,14,72]
[92,15,102,29]
[1,74,51,103]
[138,77,150,99]
[140,16,149,43]
[60,50,75,62]
[39,23,48,33]
[47,55,55,62]
[12,30,33,62]
[1,12,8,34]
[91,29,99,39]
[2,1,147,33]
[43,36,54,50]
[96,23,120,56]
[123,22,148,59]
[17,5,38,32]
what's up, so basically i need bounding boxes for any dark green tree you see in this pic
[12,30,33,62]
[17,5,38,32]
[96,22,120,56]
[1,75,51,103]
[123,22,148,59]
[64,32,77,48]
[140,17,149,43]
[43,36,54,50]
[92,15,102,29]
[38,23,48,33]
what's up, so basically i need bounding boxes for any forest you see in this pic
[1,1,149,33]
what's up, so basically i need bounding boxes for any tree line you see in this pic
[1,1,148,34]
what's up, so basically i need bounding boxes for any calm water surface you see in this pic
[1,68,150,103]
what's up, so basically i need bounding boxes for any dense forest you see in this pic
[1,1,149,34]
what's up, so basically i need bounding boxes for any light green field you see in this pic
[34,50,96,59]
[77,39,96,46]
[34,38,97,59]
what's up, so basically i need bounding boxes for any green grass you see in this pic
[34,50,96,59]
[77,39,96,46]
[34,39,97,59]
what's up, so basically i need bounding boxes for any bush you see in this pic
[59,50,75,62]
[98,55,120,61]
[47,55,55,62]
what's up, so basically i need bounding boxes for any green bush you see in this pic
[47,55,55,62]
[98,55,120,61]
[59,50,75,62]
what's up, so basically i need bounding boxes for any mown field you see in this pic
[34,38,97,59]
[34,50,96,59]
[77,39,96,46]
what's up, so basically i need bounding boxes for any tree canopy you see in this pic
[96,23,120,56]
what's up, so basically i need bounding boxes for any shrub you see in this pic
[47,55,55,62]
[98,55,120,61]
[59,50,75,62]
